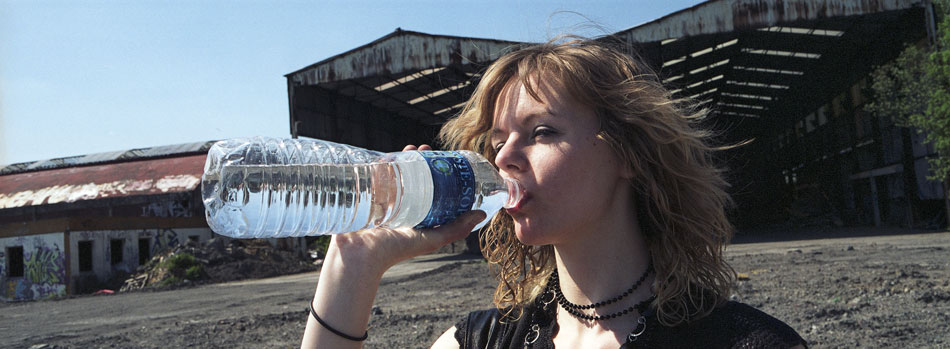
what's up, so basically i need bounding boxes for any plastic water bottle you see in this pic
[200,137,522,238]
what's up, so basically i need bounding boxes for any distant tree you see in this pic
[866,0,950,224]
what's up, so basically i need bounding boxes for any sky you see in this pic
[0,0,704,166]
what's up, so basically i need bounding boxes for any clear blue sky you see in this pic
[0,0,702,165]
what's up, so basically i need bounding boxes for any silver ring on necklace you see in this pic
[626,316,647,342]
[524,324,540,345]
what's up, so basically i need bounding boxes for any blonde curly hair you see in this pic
[438,37,735,326]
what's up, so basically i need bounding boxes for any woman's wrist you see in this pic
[303,237,384,348]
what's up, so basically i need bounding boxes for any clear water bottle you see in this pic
[201,137,522,238]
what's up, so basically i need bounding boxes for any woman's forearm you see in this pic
[300,210,484,348]
[301,236,384,349]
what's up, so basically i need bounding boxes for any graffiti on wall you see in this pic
[24,246,63,285]
[141,200,192,218]
[1,234,67,301]
[151,228,180,256]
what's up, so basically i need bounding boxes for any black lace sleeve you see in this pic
[633,301,807,349]
[453,309,503,349]
[726,302,807,348]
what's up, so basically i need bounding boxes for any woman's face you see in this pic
[491,77,631,246]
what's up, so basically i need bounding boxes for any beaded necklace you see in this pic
[524,263,655,347]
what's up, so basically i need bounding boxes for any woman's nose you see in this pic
[493,139,524,173]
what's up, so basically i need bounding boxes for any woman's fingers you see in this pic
[333,210,487,271]
[378,210,486,268]
[417,210,487,251]
[402,144,433,151]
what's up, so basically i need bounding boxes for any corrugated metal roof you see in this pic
[286,29,522,85]
[0,154,207,209]
[286,29,525,135]
[614,0,923,43]
[137,141,214,158]
[0,140,217,176]
[76,150,129,164]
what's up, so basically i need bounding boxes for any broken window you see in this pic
[110,239,124,265]
[7,246,24,277]
[818,106,828,126]
[138,238,150,265]
[79,241,93,272]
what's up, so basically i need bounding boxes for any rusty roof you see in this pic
[0,140,215,176]
[614,0,924,43]
[286,28,522,84]
[0,154,207,209]
[286,29,524,127]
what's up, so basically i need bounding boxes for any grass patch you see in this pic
[159,253,205,284]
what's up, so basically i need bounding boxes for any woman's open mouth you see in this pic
[505,192,530,214]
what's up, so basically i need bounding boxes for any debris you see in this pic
[120,238,316,291]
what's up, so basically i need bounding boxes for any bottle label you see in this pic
[415,151,476,229]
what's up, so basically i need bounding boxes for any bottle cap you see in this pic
[503,177,523,209]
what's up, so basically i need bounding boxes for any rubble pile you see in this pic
[121,238,317,292]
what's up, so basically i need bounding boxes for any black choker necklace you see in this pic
[524,263,657,347]
[553,261,654,311]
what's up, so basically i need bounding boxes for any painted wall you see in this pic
[1,227,305,300]
[0,232,67,301]
[69,228,213,291]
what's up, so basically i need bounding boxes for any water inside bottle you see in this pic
[206,156,436,237]
[203,146,515,237]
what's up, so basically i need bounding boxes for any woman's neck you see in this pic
[552,220,652,308]
[549,209,655,346]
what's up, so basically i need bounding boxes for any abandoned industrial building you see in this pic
[285,0,943,229]
[0,142,217,301]
[1,0,944,301]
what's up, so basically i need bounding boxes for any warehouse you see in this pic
[286,0,942,229]
[0,142,217,301]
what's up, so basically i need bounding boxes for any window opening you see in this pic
[79,241,93,272]
[110,239,124,265]
[7,246,24,277]
[139,238,151,265]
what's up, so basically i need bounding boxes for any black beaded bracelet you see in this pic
[309,301,369,342]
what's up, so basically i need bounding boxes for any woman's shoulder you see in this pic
[452,308,508,349]
[642,301,806,348]
[453,307,544,349]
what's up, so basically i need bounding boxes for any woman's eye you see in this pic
[533,127,557,138]
[493,142,505,152]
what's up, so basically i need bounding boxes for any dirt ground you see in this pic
[2,228,948,348]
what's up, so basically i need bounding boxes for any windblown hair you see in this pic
[438,37,736,327]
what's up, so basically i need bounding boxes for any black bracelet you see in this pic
[309,301,369,342]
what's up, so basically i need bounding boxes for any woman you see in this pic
[302,38,806,348]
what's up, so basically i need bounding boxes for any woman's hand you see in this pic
[302,144,486,349]
[329,208,486,280]
[332,143,479,275]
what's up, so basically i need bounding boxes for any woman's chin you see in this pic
[513,224,548,246]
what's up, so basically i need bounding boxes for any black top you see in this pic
[454,301,807,349]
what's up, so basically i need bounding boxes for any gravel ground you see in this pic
[2,229,948,348]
